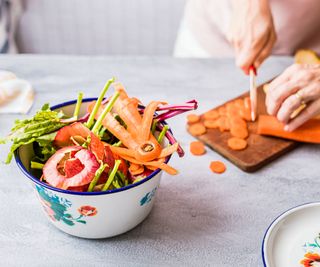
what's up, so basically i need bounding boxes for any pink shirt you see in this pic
[185,0,320,56]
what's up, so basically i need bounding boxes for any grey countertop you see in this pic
[1,55,319,267]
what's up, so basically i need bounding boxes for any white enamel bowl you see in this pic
[15,98,173,239]
[262,202,320,267]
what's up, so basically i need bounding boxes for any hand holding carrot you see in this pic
[266,64,320,131]
[228,0,276,74]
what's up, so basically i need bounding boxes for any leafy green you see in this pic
[2,104,68,163]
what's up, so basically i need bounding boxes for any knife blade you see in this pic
[249,65,257,121]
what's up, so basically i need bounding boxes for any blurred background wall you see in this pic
[16,0,186,55]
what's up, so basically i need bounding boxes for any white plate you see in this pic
[262,202,320,267]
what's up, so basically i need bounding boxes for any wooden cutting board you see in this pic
[187,82,298,172]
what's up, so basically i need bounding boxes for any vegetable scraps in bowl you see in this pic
[1,78,198,192]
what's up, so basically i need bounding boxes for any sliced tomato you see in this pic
[64,158,84,177]
[103,145,115,170]
[88,132,105,161]
[54,122,91,148]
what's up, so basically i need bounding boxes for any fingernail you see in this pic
[284,125,291,132]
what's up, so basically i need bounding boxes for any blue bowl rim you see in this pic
[261,201,320,267]
[14,97,174,196]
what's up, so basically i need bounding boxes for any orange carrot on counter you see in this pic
[190,141,206,156]
[257,115,320,143]
[210,161,226,174]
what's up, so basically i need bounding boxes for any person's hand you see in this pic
[228,0,277,74]
[266,64,320,131]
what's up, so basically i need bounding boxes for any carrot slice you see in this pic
[188,123,206,136]
[210,161,226,174]
[227,137,248,150]
[204,120,219,129]
[218,116,230,132]
[230,125,248,139]
[190,141,206,156]
[218,106,227,116]
[229,117,247,128]
[187,114,200,123]
[240,107,251,121]
[257,115,320,143]
[203,110,219,120]
[233,99,245,109]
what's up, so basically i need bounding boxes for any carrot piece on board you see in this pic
[187,114,200,124]
[227,137,248,150]
[204,119,219,129]
[240,107,251,121]
[226,103,240,118]
[234,98,245,109]
[257,115,320,143]
[218,116,230,132]
[244,97,251,110]
[230,117,247,128]
[210,161,226,174]
[190,141,206,156]
[189,123,206,136]
[230,125,249,139]
[204,110,219,120]
[230,117,248,139]
[218,106,227,116]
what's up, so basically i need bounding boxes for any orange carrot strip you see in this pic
[129,163,141,172]
[227,137,248,150]
[120,155,178,175]
[112,82,142,138]
[108,146,135,158]
[88,101,139,150]
[129,163,144,175]
[257,115,320,143]
[187,114,200,124]
[190,141,206,156]
[140,101,163,141]
[203,110,219,120]
[210,161,226,174]
[189,123,206,136]
[159,142,179,158]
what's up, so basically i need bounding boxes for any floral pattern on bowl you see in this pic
[36,185,97,226]
[300,233,320,267]
[140,187,157,206]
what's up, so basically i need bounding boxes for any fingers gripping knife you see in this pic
[249,65,257,121]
